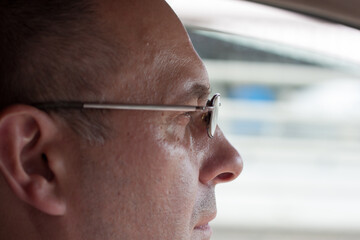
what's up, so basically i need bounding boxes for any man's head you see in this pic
[0,0,243,239]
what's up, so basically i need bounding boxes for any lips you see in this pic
[194,211,217,230]
[193,223,213,240]
[194,223,211,231]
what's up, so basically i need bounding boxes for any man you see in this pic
[0,0,242,239]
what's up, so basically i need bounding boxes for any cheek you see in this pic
[142,129,199,213]
[123,133,199,238]
[162,116,189,143]
[72,119,201,239]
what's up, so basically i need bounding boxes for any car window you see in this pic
[168,0,360,239]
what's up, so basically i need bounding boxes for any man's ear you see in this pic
[0,105,66,216]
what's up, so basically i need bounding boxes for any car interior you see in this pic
[166,0,360,239]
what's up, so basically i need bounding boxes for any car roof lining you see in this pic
[244,0,360,30]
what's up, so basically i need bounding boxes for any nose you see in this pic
[199,128,243,185]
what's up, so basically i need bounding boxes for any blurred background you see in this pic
[167,0,360,239]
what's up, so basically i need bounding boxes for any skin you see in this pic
[0,0,243,240]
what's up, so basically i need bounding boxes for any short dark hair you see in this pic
[0,0,123,143]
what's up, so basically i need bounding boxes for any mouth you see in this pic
[194,224,212,239]
[194,223,212,231]
[193,212,216,239]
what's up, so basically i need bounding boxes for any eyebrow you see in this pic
[181,83,211,104]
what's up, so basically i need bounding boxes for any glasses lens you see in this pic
[208,94,220,138]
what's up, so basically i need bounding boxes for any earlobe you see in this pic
[0,105,66,216]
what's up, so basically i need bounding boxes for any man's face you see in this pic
[63,1,243,239]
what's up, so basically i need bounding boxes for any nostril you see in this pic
[217,172,234,182]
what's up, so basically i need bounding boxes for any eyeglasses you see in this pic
[33,93,221,138]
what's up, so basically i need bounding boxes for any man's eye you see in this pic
[201,112,210,124]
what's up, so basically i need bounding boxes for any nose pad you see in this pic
[199,128,243,185]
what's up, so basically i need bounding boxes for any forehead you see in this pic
[97,0,210,104]
[149,47,210,104]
